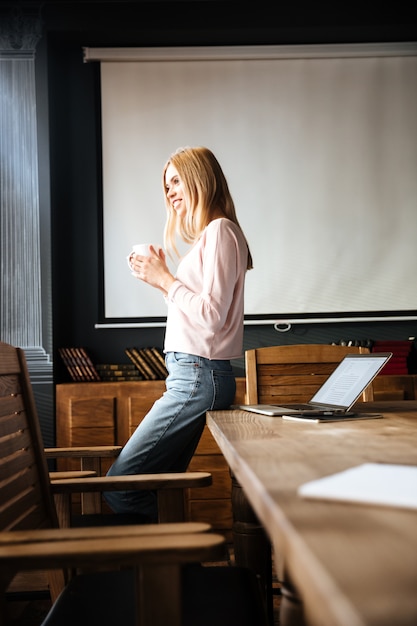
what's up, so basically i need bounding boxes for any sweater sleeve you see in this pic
[166,220,241,333]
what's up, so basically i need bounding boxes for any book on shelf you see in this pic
[96,372,143,383]
[59,347,101,382]
[125,347,167,380]
[96,365,143,382]
[125,348,157,380]
[151,347,168,370]
[372,340,413,352]
[96,363,137,371]
[372,339,416,375]
[142,347,168,379]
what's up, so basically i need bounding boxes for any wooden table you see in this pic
[206,401,417,626]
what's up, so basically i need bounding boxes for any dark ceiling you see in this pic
[0,1,416,47]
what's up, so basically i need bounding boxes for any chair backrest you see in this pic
[245,344,373,404]
[0,341,59,532]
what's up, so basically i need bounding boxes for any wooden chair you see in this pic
[47,445,123,515]
[237,344,373,622]
[0,340,268,626]
[0,340,213,599]
[245,343,373,404]
[0,526,269,626]
[46,446,123,523]
[0,340,207,593]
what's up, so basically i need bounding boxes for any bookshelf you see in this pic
[58,346,168,382]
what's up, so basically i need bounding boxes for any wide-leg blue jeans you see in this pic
[104,351,236,521]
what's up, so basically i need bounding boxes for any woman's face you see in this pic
[165,163,188,218]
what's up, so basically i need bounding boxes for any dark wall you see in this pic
[34,2,417,381]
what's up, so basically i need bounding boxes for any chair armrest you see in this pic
[0,522,213,545]
[0,532,225,565]
[50,471,97,480]
[45,446,123,501]
[51,472,212,523]
[45,446,124,516]
[44,446,122,459]
[50,472,212,494]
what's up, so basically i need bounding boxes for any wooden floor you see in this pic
[5,545,281,625]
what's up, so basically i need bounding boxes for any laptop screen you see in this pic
[311,353,392,409]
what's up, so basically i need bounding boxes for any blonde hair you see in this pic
[162,146,253,269]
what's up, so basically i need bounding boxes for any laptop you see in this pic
[239,352,392,421]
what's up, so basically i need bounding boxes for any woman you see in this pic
[105,146,253,521]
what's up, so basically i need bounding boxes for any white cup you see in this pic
[132,243,159,256]
[127,243,162,272]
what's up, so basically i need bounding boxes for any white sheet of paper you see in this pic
[298,463,417,510]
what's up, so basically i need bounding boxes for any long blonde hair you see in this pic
[163,146,253,270]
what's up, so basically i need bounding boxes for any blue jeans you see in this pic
[104,352,236,521]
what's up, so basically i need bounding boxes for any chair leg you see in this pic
[157,489,186,523]
[80,457,102,514]
[47,570,67,603]
[136,564,182,626]
[54,493,72,529]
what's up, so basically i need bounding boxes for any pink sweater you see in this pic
[164,218,248,360]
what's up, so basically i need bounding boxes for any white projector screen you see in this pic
[86,44,417,327]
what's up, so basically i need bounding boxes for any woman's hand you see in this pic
[130,245,175,295]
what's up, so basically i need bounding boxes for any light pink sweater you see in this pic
[164,218,248,360]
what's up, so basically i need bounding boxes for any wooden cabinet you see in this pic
[372,374,417,400]
[56,378,246,537]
